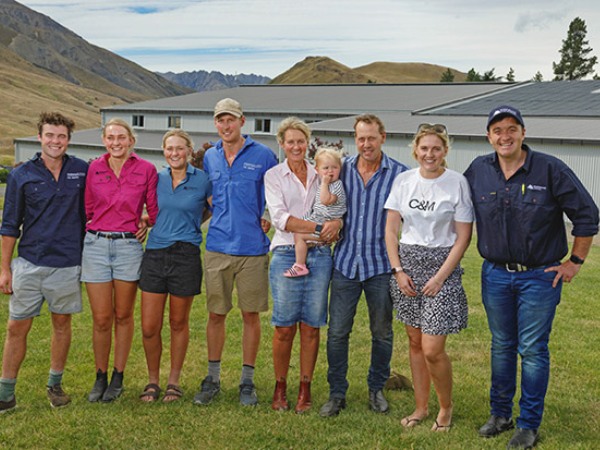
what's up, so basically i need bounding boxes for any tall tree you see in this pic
[553,17,598,80]
[440,68,454,82]
[506,67,516,82]
[532,71,544,82]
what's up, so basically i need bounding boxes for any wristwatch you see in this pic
[391,266,404,274]
[570,254,585,265]
[314,224,323,236]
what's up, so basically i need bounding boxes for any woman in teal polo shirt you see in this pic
[138,129,212,403]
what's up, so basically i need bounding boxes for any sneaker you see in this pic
[0,396,16,413]
[239,378,258,406]
[479,415,514,437]
[193,376,221,405]
[47,384,71,408]
[283,264,310,278]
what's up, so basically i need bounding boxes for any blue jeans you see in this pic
[326,270,393,398]
[481,260,562,430]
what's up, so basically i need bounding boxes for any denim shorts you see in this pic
[269,245,332,328]
[9,257,82,320]
[81,231,143,282]
[139,242,202,296]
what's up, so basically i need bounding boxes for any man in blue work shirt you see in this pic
[193,98,277,407]
[319,114,408,417]
[0,112,88,412]
[464,105,599,449]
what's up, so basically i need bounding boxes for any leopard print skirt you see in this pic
[389,243,468,335]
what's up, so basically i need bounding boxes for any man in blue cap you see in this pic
[464,105,598,448]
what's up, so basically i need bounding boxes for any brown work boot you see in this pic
[271,379,289,411]
[295,381,312,414]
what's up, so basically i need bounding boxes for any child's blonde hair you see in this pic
[314,147,343,168]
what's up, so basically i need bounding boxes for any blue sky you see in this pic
[18,0,600,80]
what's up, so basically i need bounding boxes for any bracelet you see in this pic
[391,266,404,274]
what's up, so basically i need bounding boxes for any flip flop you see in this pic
[401,415,427,428]
[163,384,183,403]
[432,419,452,432]
[139,383,161,402]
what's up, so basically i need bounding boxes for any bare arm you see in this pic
[0,235,17,294]
[422,221,472,297]
[319,177,338,206]
[545,235,594,287]
[385,209,416,296]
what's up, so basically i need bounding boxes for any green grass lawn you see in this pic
[0,242,598,449]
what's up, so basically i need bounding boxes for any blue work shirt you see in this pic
[0,153,88,267]
[333,152,409,281]
[146,164,212,249]
[204,135,278,256]
[464,144,599,266]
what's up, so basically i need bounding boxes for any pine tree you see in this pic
[506,67,515,82]
[466,68,481,82]
[440,68,454,82]
[482,68,500,81]
[532,71,544,82]
[553,17,597,80]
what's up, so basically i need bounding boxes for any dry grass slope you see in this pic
[270,56,467,85]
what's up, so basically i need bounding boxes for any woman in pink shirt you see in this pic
[82,118,158,403]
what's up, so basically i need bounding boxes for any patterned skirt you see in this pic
[389,243,468,335]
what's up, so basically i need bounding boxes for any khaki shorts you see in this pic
[205,251,269,314]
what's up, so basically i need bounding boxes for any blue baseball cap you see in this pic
[486,105,525,130]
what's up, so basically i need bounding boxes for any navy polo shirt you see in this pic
[1,153,88,267]
[464,145,599,266]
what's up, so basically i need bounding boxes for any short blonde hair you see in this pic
[162,129,194,150]
[102,118,137,145]
[314,147,343,168]
[277,116,311,144]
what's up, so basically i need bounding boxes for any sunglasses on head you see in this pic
[417,123,448,135]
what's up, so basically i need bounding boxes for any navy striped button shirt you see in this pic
[333,153,409,281]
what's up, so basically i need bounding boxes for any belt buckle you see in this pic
[505,263,526,272]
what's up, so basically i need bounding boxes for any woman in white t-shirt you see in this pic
[384,123,473,432]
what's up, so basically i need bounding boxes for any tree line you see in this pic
[440,17,597,83]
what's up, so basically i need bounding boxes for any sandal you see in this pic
[401,415,427,428]
[163,384,183,403]
[283,264,310,278]
[139,383,161,402]
[432,419,452,432]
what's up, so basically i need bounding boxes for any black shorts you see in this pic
[139,242,202,296]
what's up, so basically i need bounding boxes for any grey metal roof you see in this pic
[429,80,600,118]
[104,83,509,116]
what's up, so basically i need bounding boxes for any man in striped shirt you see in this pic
[319,114,409,417]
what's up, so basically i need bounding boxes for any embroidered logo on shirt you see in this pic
[243,162,263,171]
[67,172,86,180]
[526,184,547,191]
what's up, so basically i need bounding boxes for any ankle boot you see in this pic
[88,369,108,403]
[295,381,312,414]
[271,379,289,411]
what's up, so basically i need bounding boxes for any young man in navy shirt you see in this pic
[0,112,88,411]
[464,105,598,448]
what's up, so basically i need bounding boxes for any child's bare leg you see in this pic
[293,233,311,266]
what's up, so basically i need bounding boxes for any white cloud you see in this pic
[17,0,600,80]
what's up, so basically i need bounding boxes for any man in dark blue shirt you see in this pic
[0,112,87,412]
[464,105,599,449]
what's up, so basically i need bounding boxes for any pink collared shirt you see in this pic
[85,152,158,233]
[265,159,319,250]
